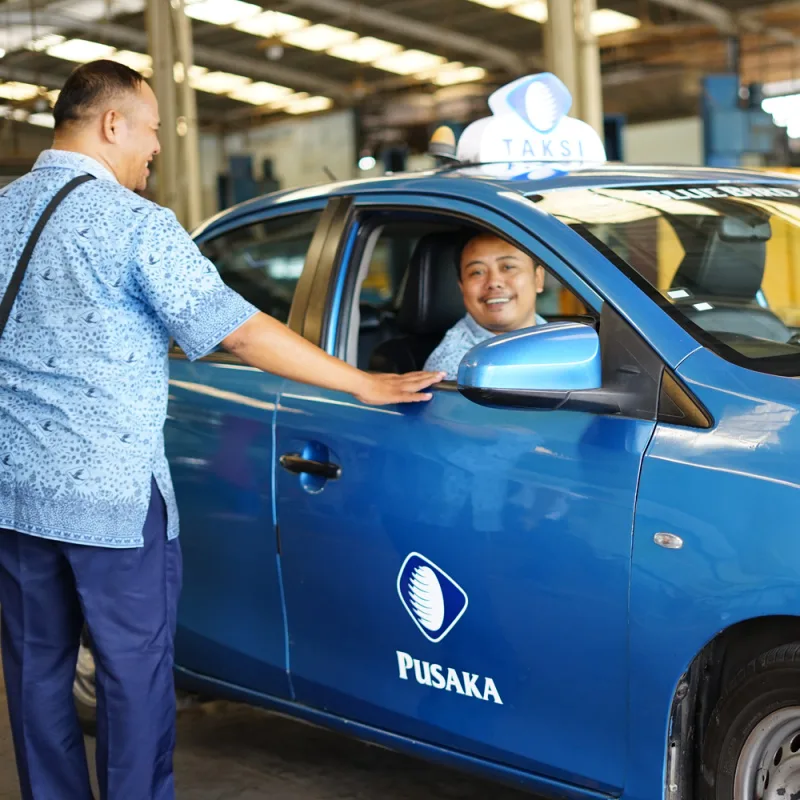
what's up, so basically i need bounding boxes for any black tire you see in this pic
[700,643,800,799]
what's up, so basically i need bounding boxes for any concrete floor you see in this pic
[0,663,535,799]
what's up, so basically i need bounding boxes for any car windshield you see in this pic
[535,183,800,376]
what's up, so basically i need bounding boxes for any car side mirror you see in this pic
[457,322,617,412]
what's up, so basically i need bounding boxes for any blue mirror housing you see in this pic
[458,322,601,390]
[457,322,608,411]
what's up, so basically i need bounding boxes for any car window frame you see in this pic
[169,199,337,363]
[305,197,604,379]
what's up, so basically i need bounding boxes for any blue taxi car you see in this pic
[75,75,800,800]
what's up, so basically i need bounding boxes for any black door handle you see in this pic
[279,453,341,480]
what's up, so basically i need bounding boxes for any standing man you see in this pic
[0,60,442,800]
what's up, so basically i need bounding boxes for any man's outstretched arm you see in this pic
[222,312,444,406]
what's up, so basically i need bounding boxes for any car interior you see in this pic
[343,220,596,374]
[666,215,798,347]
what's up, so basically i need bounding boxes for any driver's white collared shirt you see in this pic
[0,150,258,548]
[424,313,547,380]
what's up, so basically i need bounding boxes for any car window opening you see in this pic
[338,216,593,379]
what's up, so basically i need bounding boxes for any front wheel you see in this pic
[700,644,800,800]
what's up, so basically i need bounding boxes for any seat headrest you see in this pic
[671,218,767,299]
[396,232,467,335]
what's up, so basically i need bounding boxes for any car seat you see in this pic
[369,232,467,373]
[670,218,791,343]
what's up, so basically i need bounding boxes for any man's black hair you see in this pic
[453,230,544,279]
[453,229,482,278]
[53,59,144,131]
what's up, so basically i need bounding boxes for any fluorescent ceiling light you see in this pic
[328,36,401,63]
[0,107,30,121]
[229,81,293,105]
[111,50,153,75]
[268,92,308,109]
[190,70,251,94]
[25,34,65,52]
[374,49,446,75]
[283,95,333,115]
[763,93,800,138]
[184,0,260,26]
[234,10,309,37]
[0,81,41,101]
[282,24,357,51]
[174,63,208,84]
[47,38,115,62]
[764,78,800,98]
[508,2,639,34]
[590,8,640,36]
[466,0,513,7]
[65,0,117,20]
[432,65,487,86]
[510,1,546,22]
[28,112,55,128]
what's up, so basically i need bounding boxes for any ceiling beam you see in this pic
[643,0,736,33]
[286,0,528,74]
[0,62,65,89]
[2,11,354,100]
[647,0,800,45]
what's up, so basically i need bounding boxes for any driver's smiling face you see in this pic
[458,234,545,333]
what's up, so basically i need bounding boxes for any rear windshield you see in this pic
[536,183,800,376]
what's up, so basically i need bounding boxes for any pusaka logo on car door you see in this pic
[396,553,502,705]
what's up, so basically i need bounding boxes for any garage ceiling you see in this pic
[0,0,798,134]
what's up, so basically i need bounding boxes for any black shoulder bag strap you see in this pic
[0,174,95,340]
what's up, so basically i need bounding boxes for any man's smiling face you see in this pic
[458,234,545,333]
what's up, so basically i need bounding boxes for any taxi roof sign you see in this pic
[452,73,607,179]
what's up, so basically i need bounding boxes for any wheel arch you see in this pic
[666,614,800,800]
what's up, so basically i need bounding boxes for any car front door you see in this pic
[168,202,329,696]
[275,194,657,793]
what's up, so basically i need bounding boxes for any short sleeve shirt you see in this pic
[424,313,547,380]
[0,150,258,547]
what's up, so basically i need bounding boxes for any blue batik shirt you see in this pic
[424,312,547,380]
[0,150,258,547]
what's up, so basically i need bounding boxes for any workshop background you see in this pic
[1,0,800,797]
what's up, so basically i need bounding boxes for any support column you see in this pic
[172,0,202,230]
[577,0,604,136]
[146,0,179,214]
[545,0,580,118]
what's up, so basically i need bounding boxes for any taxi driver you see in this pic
[424,233,547,379]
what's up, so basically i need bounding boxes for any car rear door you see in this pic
[168,200,335,696]
[274,192,659,793]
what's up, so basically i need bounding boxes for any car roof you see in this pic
[194,162,800,237]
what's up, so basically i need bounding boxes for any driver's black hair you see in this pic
[453,230,544,278]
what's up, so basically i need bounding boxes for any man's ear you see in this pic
[535,264,546,293]
[101,109,122,143]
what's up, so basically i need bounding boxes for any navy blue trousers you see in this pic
[0,479,182,799]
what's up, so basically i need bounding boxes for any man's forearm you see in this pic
[221,312,371,396]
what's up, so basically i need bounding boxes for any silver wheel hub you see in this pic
[735,708,800,800]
